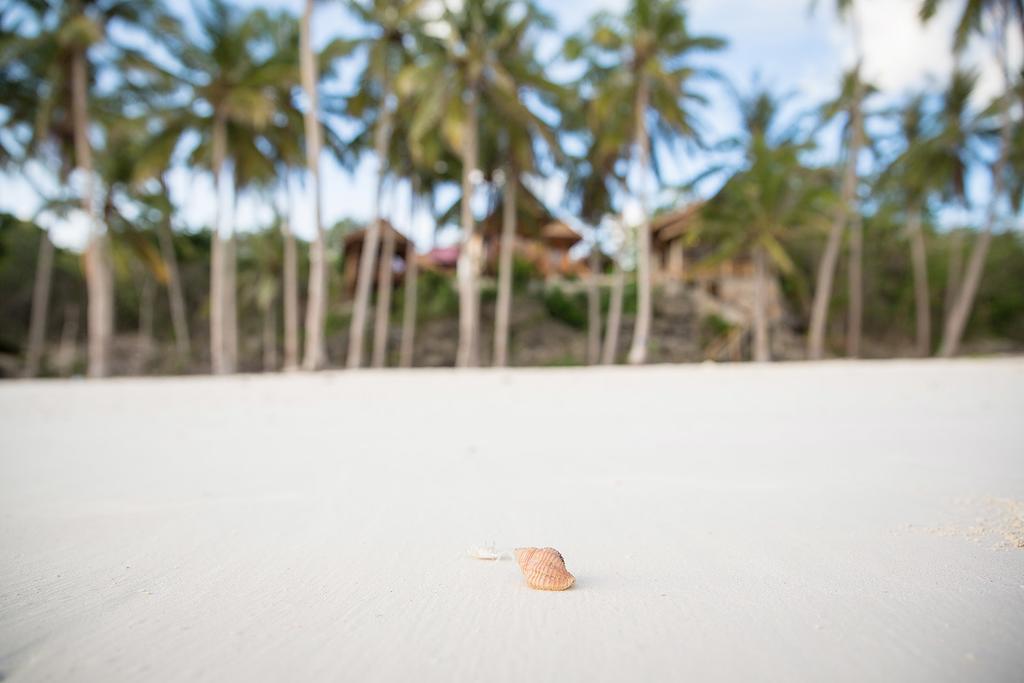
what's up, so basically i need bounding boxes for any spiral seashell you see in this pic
[514,547,575,591]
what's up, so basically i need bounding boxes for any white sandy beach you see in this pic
[1,359,1023,682]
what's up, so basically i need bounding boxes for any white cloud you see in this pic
[837,0,1021,103]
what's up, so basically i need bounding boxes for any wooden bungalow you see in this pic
[478,184,583,279]
[649,202,703,282]
[341,221,412,297]
[648,202,783,325]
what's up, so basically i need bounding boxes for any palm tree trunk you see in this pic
[210,109,227,374]
[493,169,517,367]
[808,96,863,360]
[399,238,418,368]
[262,297,278,372]
[455,85,481,368]
[601,259,625,365]
[944,229,963,326]
[347,75,392,369]
[752,244,770,362]
[938,32,1012,358]
[371,224,396,367]
[223,230,238,373]
[846,209,863,357]
[940,231,994,358]
[24,231,54,377]
[281,205,300,371]
[906,203,931,357]
[55,303,79,376]
[301,0,327,370]
[586,245,602,365]
[627,75,652,366]
[157,175,190,362]
[136,271,155,371]
[72,48,112,378]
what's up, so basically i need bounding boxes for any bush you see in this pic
[513,255,539,292]
[700,313,735,346]
[543,286,587,329]
[416,269,459,320]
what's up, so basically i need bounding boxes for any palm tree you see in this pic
[820,68,878,358]
[347,72,402,370]
[280,188,301,370]
[402,0,564,366]
[300,0,327,370]
[168,2,296,373]
[922,0,1020,356]
[702,86,833,361]
[1,6,59,377]
[376,125,451,369]
[95,70,193,364]
[343,0,422,369]
[881,93,939,356]
[562,33,636,365]
[92,112,187,364]
[261,13,350,371]
[381,89,459,368]
[25,227,55,377]
[920,0,1024,50]
[67,2,109,377]
[486,5,561,369]
[560,79,627,365]
[807,0,866,360]
[17,0,177,376]
[878,74,977,358]
[568,0,724,365]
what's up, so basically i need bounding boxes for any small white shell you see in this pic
[468,546,503,560]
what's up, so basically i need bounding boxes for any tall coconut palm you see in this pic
[279,188,301,370]
[375,124,452,369]
[402,0,565,367]
[92,111,188,364]
[922,0,1020,356]
[819,68,878,358]
[881,93,940,356]
[568,0,724,365]
[24,227,55,377]
[485,5,561,369]
[94,74,193,364]
[807,0,866,360]
[1,6,59,376]
[343,0,423,369]
[166,2,297,373]
[300,0,327,370]
[920,0,1024,51]
[560,83,628,365]
[702,86,833,361]
[880,74,977,357]
[380,81,459,367]
[16,0,178,376]
[562,37,636,365]
[262,14,350,371]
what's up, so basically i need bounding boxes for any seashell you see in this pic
[468,545,503,560]
[514,547,575,591]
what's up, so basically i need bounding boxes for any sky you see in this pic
[2,0,1021,251]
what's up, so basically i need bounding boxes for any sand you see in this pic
[1,359,1023,682]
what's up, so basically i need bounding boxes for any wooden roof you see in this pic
[650,203,703,244]
[343,220,411,253]
[480,182,563,241]
[540,220,583,248]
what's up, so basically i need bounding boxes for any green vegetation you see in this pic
[0,0,1021,375]
[543,287,588,330]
